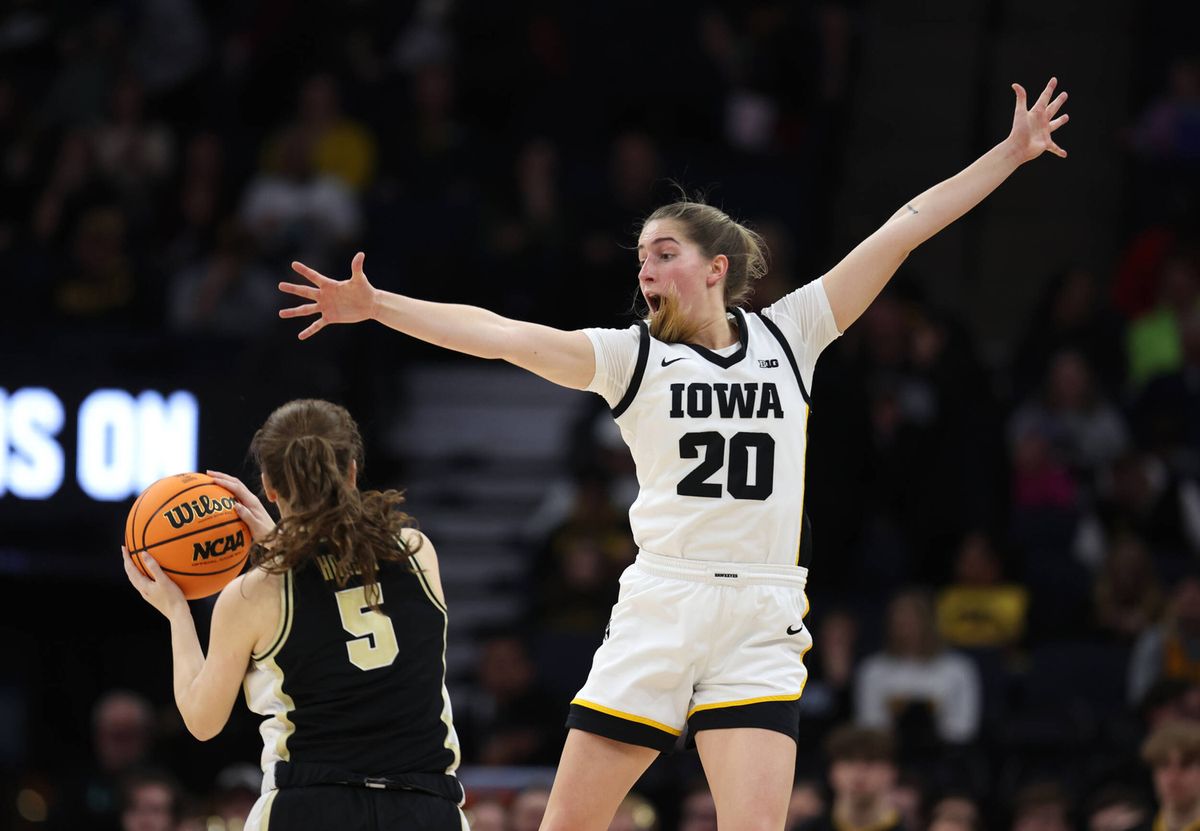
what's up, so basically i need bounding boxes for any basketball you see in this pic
[124,472,253,600]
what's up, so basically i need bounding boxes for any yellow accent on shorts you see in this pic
[571,698,682,736]
[687,692,803,720]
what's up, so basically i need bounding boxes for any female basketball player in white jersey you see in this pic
[123,399,469,830]
[280,79,1069,831]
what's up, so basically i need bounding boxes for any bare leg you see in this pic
[539,729,660,831]
[695,728,796,831]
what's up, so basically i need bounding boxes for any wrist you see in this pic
[165,602,193,626]
[999,136,1027,167]
[367,287,383,322]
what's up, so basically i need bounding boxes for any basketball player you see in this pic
[280,79,1069,830]
[122,399,468,830]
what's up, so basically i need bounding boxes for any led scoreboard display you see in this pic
[0,387,198,501]
[0,334,277,561]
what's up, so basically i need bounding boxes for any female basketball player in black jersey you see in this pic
[123,399,468,831]
[279,80,1069,831]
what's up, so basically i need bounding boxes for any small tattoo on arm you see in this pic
[906,204,919,215]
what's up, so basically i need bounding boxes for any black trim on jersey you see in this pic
[566,703,678,752]
[612,320,650,419]
[685,307,749,368]
[686,698,801,742]
[754,311,811,407]
[798,510,813,568]
[252,570,293,661]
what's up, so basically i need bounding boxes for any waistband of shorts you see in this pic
[635,549,808,588]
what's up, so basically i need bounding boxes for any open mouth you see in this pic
[646,293,661,313]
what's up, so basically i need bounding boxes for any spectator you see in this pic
[1011,782,1073,831]
[1082,784,1150,831]
[119,769,182,831]
[464,799,507,831]
[53,205,135,321]
[936,531,1029,649]
[1126,248,1199,388]
[1078,451,1200,565]
[1129,56,1200,164]
[1013,265,1127,401]
[296,73,378,193]
[240,125,360,274]
[532,467,633,637]
[210,763,260,830]
[167,221,277,336]
[1135,306,1200,471]
[795,725,906,831]
[1008,349,1129,480]
[91,72,175,225]
[927,794,980,831]
[1130,574,1200,704]
[50,690,157,831]
[1141,720,1200,831]
[1092,533,1165,641]
[456,633,564,765]
[798,608,859,751]
[856,589,982,745]
[510,786,551,831]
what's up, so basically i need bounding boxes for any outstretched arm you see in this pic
[823,77,1070,332]
[280,253,596,390]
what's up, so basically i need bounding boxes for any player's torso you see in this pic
[244,553,460,784]
[616,309,812,567]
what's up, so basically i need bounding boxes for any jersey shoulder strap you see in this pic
[612,319,650,418]
[752,311,811,407]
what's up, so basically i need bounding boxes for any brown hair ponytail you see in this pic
[249,399,420,608]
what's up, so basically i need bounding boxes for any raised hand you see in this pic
[206,470,277,542]
[279,251,377,340]
[1009,77,1070,163]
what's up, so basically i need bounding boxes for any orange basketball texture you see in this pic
[125,472,252,600]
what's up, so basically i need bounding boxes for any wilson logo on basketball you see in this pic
[192,530,246,561]
[163,494,238,529]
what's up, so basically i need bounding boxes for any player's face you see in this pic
[636,219,712,320]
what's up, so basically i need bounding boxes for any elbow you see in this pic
[181,711,223,742]
[186,722,221,742]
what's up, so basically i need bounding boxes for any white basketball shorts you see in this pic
[567,550,813,751]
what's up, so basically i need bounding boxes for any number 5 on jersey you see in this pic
[335,586,400,670]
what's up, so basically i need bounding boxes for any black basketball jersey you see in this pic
[243,550,463,802]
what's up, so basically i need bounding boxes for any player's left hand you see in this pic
[206,469,276,542]
[123,546,188,618]
[1008,77,1069,162]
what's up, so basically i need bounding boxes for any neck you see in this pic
[692,311,738,350]
[834,796,893,830]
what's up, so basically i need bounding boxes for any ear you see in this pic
[261,473,279,504]
[707,254,729,288]
[348,458,358,488]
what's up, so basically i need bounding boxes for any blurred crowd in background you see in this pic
[3,0,1200,830]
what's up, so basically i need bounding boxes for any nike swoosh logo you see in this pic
[787,625,804,635]
[661,356,687,367]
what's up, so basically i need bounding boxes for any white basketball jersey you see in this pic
[584,279,841,568]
